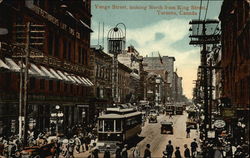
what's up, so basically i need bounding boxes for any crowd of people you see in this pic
[0,129,97,158]
[161,139,198,158]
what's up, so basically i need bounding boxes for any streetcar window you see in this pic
[99,120,103,131]
[116,120,121,131]
[104,120,114,132]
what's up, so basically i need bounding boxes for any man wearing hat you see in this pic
[175,147,182,158]
[184,144,191,158]
[190,138,198,157]
[115,143,122,158]
[104,145,111,158]
[144,144,151,158]
[121,144,128,158]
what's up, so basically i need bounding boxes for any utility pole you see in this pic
[23,22,30,146]
[209,58,213,129]
[189,19,220,139]
[18,59,23,139]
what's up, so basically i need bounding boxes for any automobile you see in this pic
[148,110,158,123]
[161,121,173,134]
[186,119,197,129]
[20,143,55,158]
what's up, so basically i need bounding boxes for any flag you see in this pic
[158,52,163,64]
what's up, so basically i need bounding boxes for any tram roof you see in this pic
[106,107,136,113]
[98,111,142,119]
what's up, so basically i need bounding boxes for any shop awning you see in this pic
[64,72,76,83]
[80,77,91,86]
[56,70,72,83]
[0,59,10,71]
[5,57,20,72]
[21,63,39,77]
[76,76,88,86]
[30,63,48,79]
[71,75,82,85]
[49,68,63,81]
[40,66,57,80]
[85,78,94,86]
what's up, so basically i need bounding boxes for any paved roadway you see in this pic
[75,111,200,158]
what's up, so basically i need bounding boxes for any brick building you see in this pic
[219,0,249,142]
[0,0,93,136]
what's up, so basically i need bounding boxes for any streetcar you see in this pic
[97,105,142,151]
[148,109,158,123]
[165,104,175,115]
[175,104,184,115]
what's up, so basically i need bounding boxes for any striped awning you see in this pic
[49,68,63,81]
[64,72,77,84]
[5,58,20,72]
[57,70,72,83]
[30,63,48,79]
[40,66,57,80]
[1,58,92,87]
[0,59,10,71]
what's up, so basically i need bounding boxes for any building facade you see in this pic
[0,0,93,137]
[219,0,249,143]
[143,55,176,102]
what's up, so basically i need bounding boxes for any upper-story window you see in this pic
[63,39,67,59]
[54,34,60,57]
[48,31,54,55]
[68,42,71,61]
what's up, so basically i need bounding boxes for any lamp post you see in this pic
[107,23,126,103]
[55,105,60,134]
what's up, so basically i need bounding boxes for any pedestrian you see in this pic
[234,146,244,158]
[54,139,61,158]
[0,138,4,156]
[67,138,75,157]
[80,134,86,152]
[144,144,151,158]
[74,135,81,153]
[92,147,100,158]
[85,135,91,151]
[175,147,182,158]
[184,144,191,158]
[121,144,128,158]
[166,140,174,158]
[186,126,191,138]
[190,138,198,157]
[115,144,122,158]
[132,145,140,158]
[104,145,111,158]
[169,112,173,119]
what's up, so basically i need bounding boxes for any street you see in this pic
[75,111,200,157]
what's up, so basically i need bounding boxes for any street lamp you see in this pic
[107,23,126,103]
[55,105,60,134]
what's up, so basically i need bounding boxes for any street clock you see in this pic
[214,119,226,128]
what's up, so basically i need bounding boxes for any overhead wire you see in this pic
[197,0,203,36]
[204,0,210,21]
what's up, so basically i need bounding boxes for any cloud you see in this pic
[91,19,200,99]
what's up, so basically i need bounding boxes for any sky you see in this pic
[90,0,223,99]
